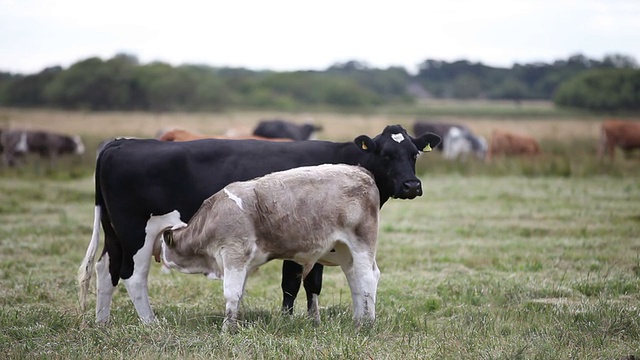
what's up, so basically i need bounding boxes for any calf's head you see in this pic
[161,227,222,279]
[355,125,440,200]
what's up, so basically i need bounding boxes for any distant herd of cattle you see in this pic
[151,118,640,162]
[2,118,640,331]
[2,118,640,167]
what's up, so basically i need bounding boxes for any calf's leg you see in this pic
[222,267,249,333]
[342,254,379,328]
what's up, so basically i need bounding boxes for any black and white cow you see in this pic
[442,127,488,160]
[78,125,440,325]
[0,129,85,166]
[253,119,322,140]
[146,164,380,331]
[413,121,468,152]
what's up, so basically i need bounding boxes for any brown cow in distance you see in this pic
[487,130,541,160]
[158,128,291,142]
[598,119,640,160]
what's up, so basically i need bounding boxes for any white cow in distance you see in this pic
[443,127,487,161]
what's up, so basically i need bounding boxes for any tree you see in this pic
[4,67,62,106]
[452,74,483,99]
[44,56,136,110]
[554,68,640,111]
[490,77,528,102]
[3,53,639,110]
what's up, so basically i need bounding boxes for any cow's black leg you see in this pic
[281,260,303,314]
[304,263,324,308]
[303,263,324,325]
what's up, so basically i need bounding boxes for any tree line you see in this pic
[0,53,638,112]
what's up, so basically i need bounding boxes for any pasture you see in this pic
[1,107,639,359]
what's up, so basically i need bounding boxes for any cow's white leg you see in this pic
[95,253,116,324]
[342,253,379,328]
[122,231,156,323]
[222,267,248,333]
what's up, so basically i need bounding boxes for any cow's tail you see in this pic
[77,205,101,311]
[77,152,105,312]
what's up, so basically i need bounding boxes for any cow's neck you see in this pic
[339,142,390,208]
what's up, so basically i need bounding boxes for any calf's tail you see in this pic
[77,205,102,312]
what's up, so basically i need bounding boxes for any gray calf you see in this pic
[145,164,380,332]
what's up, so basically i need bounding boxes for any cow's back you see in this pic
[158,129,205,141]
[253,120,320,140]
[602,120,640,149]
[98,139,227,221]
[489,130,539,156]
[97,138,354,229]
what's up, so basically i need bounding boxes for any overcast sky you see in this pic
[1,0,639,74]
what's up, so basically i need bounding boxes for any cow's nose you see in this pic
[400,180,422,199]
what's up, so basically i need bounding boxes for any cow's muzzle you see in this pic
[398,180,422,199]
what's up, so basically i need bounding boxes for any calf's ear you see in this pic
[413,133,441,152]
[162,230,175,247]
[354,135,377,153]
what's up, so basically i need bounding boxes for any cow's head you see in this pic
[354,125,440,201]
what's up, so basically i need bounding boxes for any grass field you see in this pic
[1,107,639,359]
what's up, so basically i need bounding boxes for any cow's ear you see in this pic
[413,133,441,152]
[354,135,377,153]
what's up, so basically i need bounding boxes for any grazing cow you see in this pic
[147,164,380,331]
[253,120,322,140]
[598,119,640,160]
[487,130,540,160]
[413,121,471,151]
[77,125,440,325]
[0,129,85,166]
[158,128,291,142]
[443,127,488,160]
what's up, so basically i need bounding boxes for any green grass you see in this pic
[1,169,639,359]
